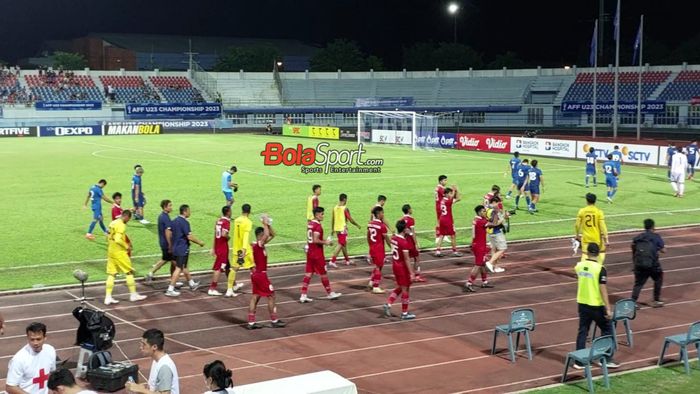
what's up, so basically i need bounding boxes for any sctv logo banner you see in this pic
[39,126,102,137]
[576,140,660,165]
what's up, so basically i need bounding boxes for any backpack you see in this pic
[73,307,116,351]
[633,237,656,269]
[87,350,113,370]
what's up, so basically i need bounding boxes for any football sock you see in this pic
[321,276,332,294]
[481,272,488,282]
[247,312,255,323]
[515,196,520,207]
[679,183,685,195]
[125,274,136,294]
[525,196,531,206]
[88,221,97,234]
[371,268,382,287]
[468,274,476,284]
[331,256,337,263]
[105,275,115,297]
[585,176,589,186]
[401,292,410,313]
[270,311,278,321]
[531,203,536,211]
[387,288,401,304]
[210,281,217,290]
[607,191,612,198]
[593,176,597,185]
[671,182,678,192]
[301,275,311,295]
[227,269,237,290]
[98,220,107,233]
[611,189,617,197]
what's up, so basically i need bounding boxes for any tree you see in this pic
[366,55,384,71]
[403,42,438,71]
[53,51,87,70]
[487,51,526,70]
[213,45,280,72]
[310,39,368,72]
[431,43,483,70]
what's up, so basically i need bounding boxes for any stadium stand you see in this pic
[99,75,159,104]
[25,73,103,102]
[658,70,700,101]
[562,71,671,102]
[149,76,204,103]
[214,73,282,107]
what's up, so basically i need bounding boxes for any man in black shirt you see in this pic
[630,219,665,308]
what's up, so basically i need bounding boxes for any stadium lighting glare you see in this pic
[564,65,571,70]
[447,3,459,14]
[276,61,283,67]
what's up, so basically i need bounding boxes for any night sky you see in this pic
[1,0,697,68]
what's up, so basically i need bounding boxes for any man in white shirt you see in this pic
[125,329,179,394]
[6,322,56,394]
[47,368,97,394]
[670,146,688,198]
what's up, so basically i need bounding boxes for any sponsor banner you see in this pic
[39,126,101,137]
[102,120,213,130]
[125,103,222,119]
[282,124,339,140]
[339,129,357,141]
[576,140,659,165]
[35,101,102,111]
[455,134,510,153]
[371,129,412,145]
[416,133,457,149]
[691,97,700,106]
[355,97,414,108]
[561,100,665,113]
[511,137,576,158]
[0,127,37,137]
[104,124,164,135]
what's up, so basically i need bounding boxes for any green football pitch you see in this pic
[1,134,698,291]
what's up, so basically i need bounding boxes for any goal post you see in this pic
[357,110,438,151]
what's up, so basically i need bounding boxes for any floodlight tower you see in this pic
[447,3,459,43]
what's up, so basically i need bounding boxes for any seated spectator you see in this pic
[202,360,235,394]
[6,322,56,394]
[125,328,179,394]
[47,368,97,394]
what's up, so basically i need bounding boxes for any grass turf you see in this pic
[1,134,699,290]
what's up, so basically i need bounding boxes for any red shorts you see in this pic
[251,271,274,297]
[392,262,412,287]
[212,254,229,272]
[337,232,347,246]
[471,244,488,266]
[439,217,455,236]
[305,254,327,275]
[406,240,419,258]
[369,249,385,268]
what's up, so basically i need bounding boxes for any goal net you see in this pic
[357,110,438,150]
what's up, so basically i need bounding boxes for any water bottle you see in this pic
[127,376,135,392]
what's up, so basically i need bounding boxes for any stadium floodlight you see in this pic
[447,3,459,43]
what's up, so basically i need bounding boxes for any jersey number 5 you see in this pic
[391,243,400,260]
[369,228,377,243]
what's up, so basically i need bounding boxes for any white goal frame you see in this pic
[357,110,419,150]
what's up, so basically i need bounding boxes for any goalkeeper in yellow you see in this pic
[574,193,609,263]
[226,203,256,297]
[104,210,147,305]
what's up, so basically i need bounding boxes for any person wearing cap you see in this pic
[574,193,609,264]
[222,166,238,207]
[572,243,620,369]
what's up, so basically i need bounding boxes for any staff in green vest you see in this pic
[573,243,621,369]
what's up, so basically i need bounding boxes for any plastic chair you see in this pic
[592,298,636,347]
[491,308,536,363]
[658,321,700,374]
[562,336,615,393]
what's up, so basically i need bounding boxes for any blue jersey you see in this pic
[131,174,143,198]
[171,216,192,256]
[666,147,676,165]
[528,167,543,187]
[603,160,617,178]
[687,143,698,160]
[611,150,623,173]
[509,157,522,176]
[157,212,172,249]
[516,164,531,184]
[585,152,597,174]
[221,171,232,193]
[89,185,103,210]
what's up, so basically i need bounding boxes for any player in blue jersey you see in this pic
[603,154,619,203]
[585,147,598,187]
[665,144,676,180]
[610,145,623,180]
[131,165,148,224]
[222,165,238,206]
[515,159,531,210]
[84,179,113,240]
[526,160,544,214]
[686,140,698,180]
[505,152,522,199]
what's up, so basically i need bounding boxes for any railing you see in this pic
[191,61,218,101]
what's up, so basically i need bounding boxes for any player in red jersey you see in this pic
[367,206,391,293]
[247,215,286,329]
[435,187,462,257]
[207,206,232,296]
[382,220,416,320]
[401,204,425,282]
[366,195,392,265]
[111,192,132,256]
[434,175,448,243]
[483,185,501,207]
[465,205,495,292]
[299,207,342,303]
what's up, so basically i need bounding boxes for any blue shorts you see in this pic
[517,181,526,190]
[529,185,540,195]
[606,177,617,188]
[223,191,233,201]
[585,168,596,175]
[511,175,519,184]
[615,166,622,175]
[92,209,102,220]
[133,195,145,208]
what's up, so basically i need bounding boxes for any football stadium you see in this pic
[1,1,699,393]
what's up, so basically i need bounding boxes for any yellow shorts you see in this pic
[232,252,255,270]
[107,252,134,275]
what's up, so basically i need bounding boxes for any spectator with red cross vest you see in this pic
[6,322,56,394]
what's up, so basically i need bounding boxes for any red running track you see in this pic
[1,227,699,393]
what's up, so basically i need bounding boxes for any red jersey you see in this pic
[483,192,504,210]
[367,219,388,251]
[435,185,445,210]
[439,197,454,220]
[111,204,123,220]
[214,217,231,256]
[401,214,417,246]
[391,234,410,268]
[306,220,325,259]
[252,240,268,271]
[472,216,489,248]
